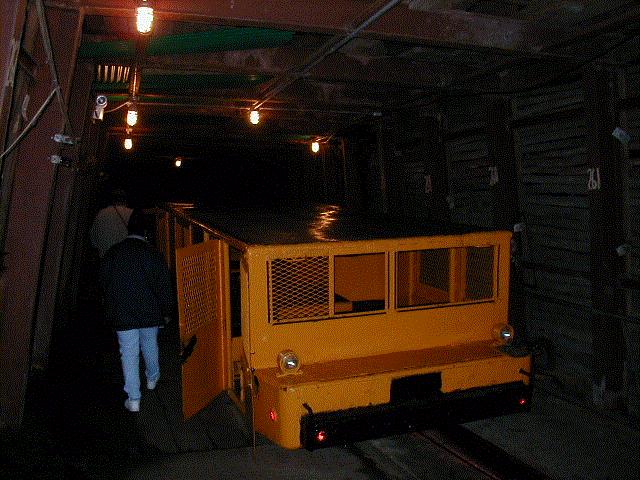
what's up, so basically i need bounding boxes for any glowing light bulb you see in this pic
[175,158,182,167]
[136,1,154,34]
[249,109,260,125]
[311,141,320,153]
[124,138,133,150]
[126,107,138,127]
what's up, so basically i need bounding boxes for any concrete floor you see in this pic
[467,386,639,480]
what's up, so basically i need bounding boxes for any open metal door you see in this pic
[176,239,229,419]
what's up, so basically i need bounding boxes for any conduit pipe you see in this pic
[0,89,57,161]
[34,0,73,136]
[129,65,142,97]
[253,0,403,109]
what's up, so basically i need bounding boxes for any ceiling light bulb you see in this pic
[175,158,182,167]
[136,1,154,34]
[249,109,260,125]
[311,141,320,153]
[126,107,138,127]
[124,138,133,150]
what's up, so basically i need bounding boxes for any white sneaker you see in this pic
[147,376,159,390]
[124,399,140,412]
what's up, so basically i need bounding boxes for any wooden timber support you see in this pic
[582,66,626,396]
[0,2,85,429]
[423,115,450,224]
[487,97,527,342]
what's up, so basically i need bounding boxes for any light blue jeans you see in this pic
[116,326,160,401]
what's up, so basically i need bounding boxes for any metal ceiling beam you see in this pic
[72,0,554,52]
[104,94,384,117]
[107,117,341,142]
[131,46,451,90]
[253,0,404,109]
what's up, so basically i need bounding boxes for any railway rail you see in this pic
[349,426,552,480]
[418,426,552,480]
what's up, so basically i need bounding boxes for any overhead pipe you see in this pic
[128,65,142,97]
[253,0,403,109]
[125,25,153,102]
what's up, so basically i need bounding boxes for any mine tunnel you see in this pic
[1,1,639,479]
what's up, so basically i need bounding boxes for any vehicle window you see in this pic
[396,246,495,308]
[334,253,386,314]
[464,246,494,301]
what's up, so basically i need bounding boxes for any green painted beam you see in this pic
[147,27,294,56]
[142,73,271,90]
[78,27,294,59]
[78,39,134,59]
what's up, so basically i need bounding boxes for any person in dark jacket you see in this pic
[90,188,133,258]
[99,209,174,412]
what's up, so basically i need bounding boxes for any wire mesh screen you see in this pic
[180,248,218,337]
[269,256,329,322]
[464,246,494,300]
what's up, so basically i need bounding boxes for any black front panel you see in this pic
[391,372,443,403]
[300,381,531,450]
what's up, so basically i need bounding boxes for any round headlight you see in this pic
[277,350,301,374]
[493,324,515,344]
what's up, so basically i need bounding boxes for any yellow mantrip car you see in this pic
[156,203,532,450]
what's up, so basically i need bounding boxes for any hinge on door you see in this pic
[180,335,197,364]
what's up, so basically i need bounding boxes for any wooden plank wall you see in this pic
[390,113,443,219]
[350,112,451,221]
[626,108,639,316]
[618,64,640,419]
[443,98,492,227]
[511,81,594,393]
[621,65,640,319]
[434,69,639,400]
[382,62,639,406]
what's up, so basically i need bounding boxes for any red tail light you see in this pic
[519,398,527,406]
[269,409,278,421]
[316,430,327,442]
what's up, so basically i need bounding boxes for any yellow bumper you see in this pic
[251,342,532,449]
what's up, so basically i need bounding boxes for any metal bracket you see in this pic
[587,167,601,191]
[446,195,454,210]
[302,403,314,415]
[489,166,499,186]
[424,174,432,194]
[5,39,19,88]
[20,94,30,121]
[616,244,630,257]
[611,127,631,145]
[52,133,75,145]
[180,335,197,364]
